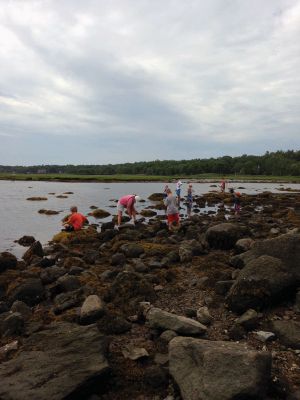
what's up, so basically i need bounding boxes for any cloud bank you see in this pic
[0,0,299,164]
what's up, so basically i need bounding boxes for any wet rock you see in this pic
[148,193,164,201]
[22,241,44,264]
[80,295,105,325]
[89,209,110,218]
[169,337,271,400]
[10,278,45,306]
[17,235,36,246]
[147,307,207,335]
[0,322,109,400]
[53,290,82,314]
[11,300,32,320]
[226,255,294,313]
[270,320,300,349]
[140,209,157,217]
[0,312,24,337]
[205,223,248,250]
[120,243,144,258]
[40,266,67,284]
[0,252,17,273]
[26,196,48,201]
[111,253,126,266]
[196,306,213,325]
[235,309,259,330]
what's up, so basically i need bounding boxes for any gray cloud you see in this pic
[0,0,299,164]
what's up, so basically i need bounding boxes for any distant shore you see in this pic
[0,173,300,184]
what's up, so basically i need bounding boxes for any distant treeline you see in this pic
[1,150,300,176]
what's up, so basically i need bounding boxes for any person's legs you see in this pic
[63,224,74,232]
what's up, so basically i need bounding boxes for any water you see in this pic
[0,180,299,257]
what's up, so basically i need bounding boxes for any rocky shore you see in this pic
[0,190,299,400]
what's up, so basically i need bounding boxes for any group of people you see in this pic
[62,179,241,232]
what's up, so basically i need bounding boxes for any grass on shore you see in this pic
[0,172,299,183]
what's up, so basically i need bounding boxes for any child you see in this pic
[164,188,180,231]
[187,184,193,218]
[229,188,241,215]
[220,178,226,193]
[175,179,182,204]
[163,184,169,199]
[115,194,140,229]
[62,206,88,231]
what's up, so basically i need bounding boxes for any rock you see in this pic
[53,290,82,314]
[205,223,248,250]
[10,278,45,306]
[0,340,18,361]
[57,275,81,292]
[97,314,131,334]
[148,193,164,201]
[230,233,300,280]
[295,289,300,312]
[144,365,168,388]
[184,308,197,318]
[235,238,254,254]
[40,266,67,284]
[62,256,87,269]
[196,306,213,326]
[140,209,157,217]
[80,295,105,324]
[17,235,36,246]
[26,197,48,201]
[215,280,234,295]
[159,330,178,344]
[0,312,24,337]
[0,252,17,273]
[169,337,271,400]
[111,253,126,266]
[270,320,300,349]
[11,300,32,320]
[235,309,259,330]
[101,269,118,281]
[68,266,84,275]
[154,352,169,366]
[89,209,110,218]
[22,241,44,264]
[179,240,207,263]
[147,307,207,335]
[179,244,193,263]
[122,345,149,360]
[254,331,276,343]
[226,255,294,313]
[0,322,109,400]
[120,243,144,258]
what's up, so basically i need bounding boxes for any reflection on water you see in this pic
[0,180,299,257]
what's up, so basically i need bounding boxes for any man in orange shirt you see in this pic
[62,206,88,231]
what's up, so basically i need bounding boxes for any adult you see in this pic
[164,188,180,231]
[62,206,88,231]
[115,194,140,229]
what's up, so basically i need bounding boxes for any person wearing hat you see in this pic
[115,194,140,229]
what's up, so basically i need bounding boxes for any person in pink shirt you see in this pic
[115,194,140,229]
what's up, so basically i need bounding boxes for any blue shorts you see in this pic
[176,189,181,197]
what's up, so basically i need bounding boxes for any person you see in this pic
[175,179,182,204]
[164,188,180,231]
[163,184,169,199]
[62,206,88,231]
[187,183,193,217]
[220,178,226,193]
[115,194,140,229]
[229,188,241,216]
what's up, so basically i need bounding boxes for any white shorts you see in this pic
[117,202,125,213]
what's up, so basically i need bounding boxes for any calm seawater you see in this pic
[0,180,299,258]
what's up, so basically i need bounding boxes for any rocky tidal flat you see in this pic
[0,190,300,400]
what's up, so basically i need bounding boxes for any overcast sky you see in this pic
[0,0,299,165]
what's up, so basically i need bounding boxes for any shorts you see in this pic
[167,213,179,224]
[117,202,125,213]
[175,189,181,197]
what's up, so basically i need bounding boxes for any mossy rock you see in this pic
[52,228,97,244]
[38,209,59,215]
[140,209,157,217]
[148,193,164,201]
[89,209,111,218]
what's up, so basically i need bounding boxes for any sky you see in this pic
[0,0,299,165]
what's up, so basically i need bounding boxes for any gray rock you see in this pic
[40,266,67,284]
[0,252,17,273]
[53,289,82,314]
[254,331,276,342]
[11,301,32,320]
[147,307,207,335]
[169,337,271,400]
[0,312,24,337]
[80,295,105,324]
[226,255,294,313]
[205,223,248,250]
[122,345,149,360]
[270,320,300,349]
[196,306,213,326]
[159,330,178,343]
[235,238,255,254]
[10,278,45,306]
[235,309,259,330]
[0,322,109,400]
[57,275,81,292]
[120,243,144,258]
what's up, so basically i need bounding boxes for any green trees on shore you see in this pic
[0,150,300,176]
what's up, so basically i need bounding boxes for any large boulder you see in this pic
[226,255,294,313]
[147,307,207,335]
[230,233,300,281]
[22,241,44,264]
[10,279,45,306]
[169,337,271,400]
[0,322,109,400]
[0,252,17,273]
[205,223,248,250]
[270,320,300,349]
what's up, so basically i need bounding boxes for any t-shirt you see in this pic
[164,195,178,215]
[68,213,87,230]
[176,181,182,190]
[119,195,135,210]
